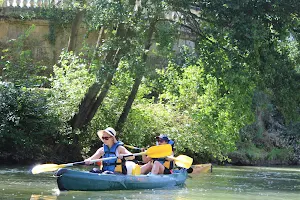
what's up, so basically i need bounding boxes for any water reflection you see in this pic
[30,194,57,200]
[210,166,300,192]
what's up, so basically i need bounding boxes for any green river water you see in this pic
[0,165,299,200]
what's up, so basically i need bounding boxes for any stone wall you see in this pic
[0,4,195,66]
[0,7,98,65]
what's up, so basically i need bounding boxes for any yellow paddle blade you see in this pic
[31,164,64,174]
[145,144,172,158]
[173,155,193,169]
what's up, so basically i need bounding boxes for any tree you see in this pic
[115,1,175,131]
[67,0,86,52]
[70,0,178,130]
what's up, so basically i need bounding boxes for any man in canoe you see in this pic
[140,134,175,175]
[84,127,135,174]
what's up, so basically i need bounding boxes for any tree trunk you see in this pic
[69,23,128,130]
[93,26,105,58]
[115,18,157,132]
[69,82,102,129]
[64,1,86,157]
[116,73,143,132]
[67,9,84,52]
[84,72,115,125]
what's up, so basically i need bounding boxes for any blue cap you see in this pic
[155,134,169,142]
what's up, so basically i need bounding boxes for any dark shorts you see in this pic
[163,168,172,174]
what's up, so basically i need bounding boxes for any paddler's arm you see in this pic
[117,146,135,160]
[165,152,174,161]
[84,147,104,165]
[141,148,152,163]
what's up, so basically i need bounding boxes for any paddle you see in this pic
[31,144,172,174]
[125,144,193,169]
[167,155,193,169]
[124,144,142,150]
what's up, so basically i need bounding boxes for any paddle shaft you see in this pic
[81,144,172,166]
[74,152,146,166]
[124,144,142,150]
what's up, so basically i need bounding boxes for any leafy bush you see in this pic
[49,51,96,122]
[267,147,293,162]
[0,82,61,163]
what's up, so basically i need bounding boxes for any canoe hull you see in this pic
[56,168,188,191]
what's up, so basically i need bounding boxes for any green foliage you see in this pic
[167,0,300,163]
[0,25,64,163]
[50,51,95,122]
[79,0,300,163]
[154,21,179,55]
[123,103,194,150]
[0,82,60,163]
[244,144,267,162]
[267,147,293,162]
[194,0,300,122]
[83,50,253,161]
[150,42,256,160]
[231,143,294,165]
[40,8,75,45]
[1,0,300,165]
[0,25,49,87]
[156,62,253,161]
[86,0,132,29]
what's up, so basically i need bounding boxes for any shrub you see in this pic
[0,82,60,163]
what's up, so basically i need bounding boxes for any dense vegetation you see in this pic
[1,0,300,165]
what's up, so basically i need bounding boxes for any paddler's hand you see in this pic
[141,148,149,162]
[118,154,135,160]
[84,159,93,165]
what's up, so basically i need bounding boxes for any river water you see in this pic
[0,165,299,200]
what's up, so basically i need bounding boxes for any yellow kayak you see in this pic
[189,163,212,174]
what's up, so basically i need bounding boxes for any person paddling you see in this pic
[140,134,175,175]
[84,127,134,174]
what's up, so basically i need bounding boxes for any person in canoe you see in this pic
[140,134,175,175]
[84,127,135,174]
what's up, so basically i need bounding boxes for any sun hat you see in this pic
[97,127,117,143]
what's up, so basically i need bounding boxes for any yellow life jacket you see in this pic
[163,160,172,169]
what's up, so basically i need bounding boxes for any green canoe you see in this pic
[56,168,188,191]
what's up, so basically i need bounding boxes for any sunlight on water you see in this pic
[0,165,299,200]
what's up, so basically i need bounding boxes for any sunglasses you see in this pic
[158,139,166,143]
[102,136,112,140]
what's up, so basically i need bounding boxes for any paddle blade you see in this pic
[31,164,64,174]
[146,144,172,158]
[173,155,193,169]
